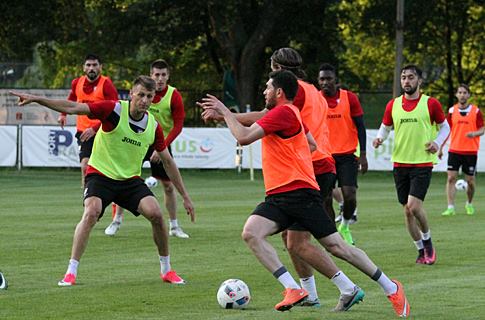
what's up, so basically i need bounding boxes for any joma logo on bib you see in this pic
[121,136,142,147]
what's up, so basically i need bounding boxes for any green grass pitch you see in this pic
[0,169,483,319]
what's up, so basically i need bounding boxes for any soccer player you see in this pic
[318,63,367,245]
[199,70,410,317]
[439,84,484,216]
[58,54,118,187]
[105,59,189,238]
[373,65,450,265]
[10,75,195,286]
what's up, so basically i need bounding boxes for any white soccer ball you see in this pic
[144,176,158,188]
[217,279,251,309]
[455,179,468,191]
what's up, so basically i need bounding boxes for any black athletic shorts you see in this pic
[84,174,154,219]
[252,188,337,239]
[447,152,477,176]
[393,167,432,205]
[288,172,336,232]
[144,146,172,181]
[333,154,358,188]
[75,131,95,161]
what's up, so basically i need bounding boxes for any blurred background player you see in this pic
[11,76,194,287]
[58,53,118,187]
[373,65,449,265]
[105,59,188,238]
[439,84,484,216]
[318,63,367,245]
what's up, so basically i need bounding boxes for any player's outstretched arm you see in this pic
[10,91,90,115]
[159,148,195,222]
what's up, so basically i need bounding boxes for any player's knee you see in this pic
[447,175,457,184]
[241,228,259,244]
[163,182,174,193]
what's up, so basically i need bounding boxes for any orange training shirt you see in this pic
[75,76,107,132]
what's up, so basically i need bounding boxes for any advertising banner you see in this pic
[0,126,17,166]
[22,126,79,167]
[171,128,237,168]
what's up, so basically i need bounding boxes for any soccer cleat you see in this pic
[104,221,121,236]
[337,224,355,245]
[416,250,427,264]
[424,246,436,265]
[297,297,321,307]
[387,280,410,317]
[169,227,189,239]
[441,208,456,217]
[0,271,7,290]
[58,273,76,287]
[465,203,475,215]
[161,270,186,284]
[274,288,308,311]
[334,286,365,311]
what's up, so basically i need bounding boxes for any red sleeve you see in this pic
[165,89,185,145]
[428,97,446,124]
[256,105,300,136]
[477,108,484,128]
[382,99,394,126]
[103,78,119,100]
[348,91,364,117]
[153,123,167,152]
[293,84,305,111]
[62,79,79,117]
[87,101,116,121]
[67,78,78,102]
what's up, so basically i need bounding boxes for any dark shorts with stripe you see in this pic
[447,152,477,176]
[144,146,172,181]
[333,154,358,188]
[84,174,154,219]
[75,132,95,161]
[252,188,337,239]
[393,167,432,205]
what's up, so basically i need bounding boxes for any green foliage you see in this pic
[1,169,484,319]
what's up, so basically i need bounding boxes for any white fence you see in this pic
[1,125,485,172]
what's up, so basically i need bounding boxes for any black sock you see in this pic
[422,238,432,249]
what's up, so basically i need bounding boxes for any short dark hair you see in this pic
[318,63,336,74]
[133,75,156,92]
[401,64,423,78]
[269,70,298,100]
[84,53,101,64]
[151,59,170,71]
[457,83,470,93]
[270,47,306,79]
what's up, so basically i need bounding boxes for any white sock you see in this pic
[421,230,431,241]
[300,276,318,300]
[277,271,300,289]
[66,259,79,276]
[414,240,424,250]
[376,273,398,296]
[331,271,356,295]
[341,219,350,226]
[160,256,171,275]
[170,219,179,229]
[466,201,472,205]
[448,204,455,210]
